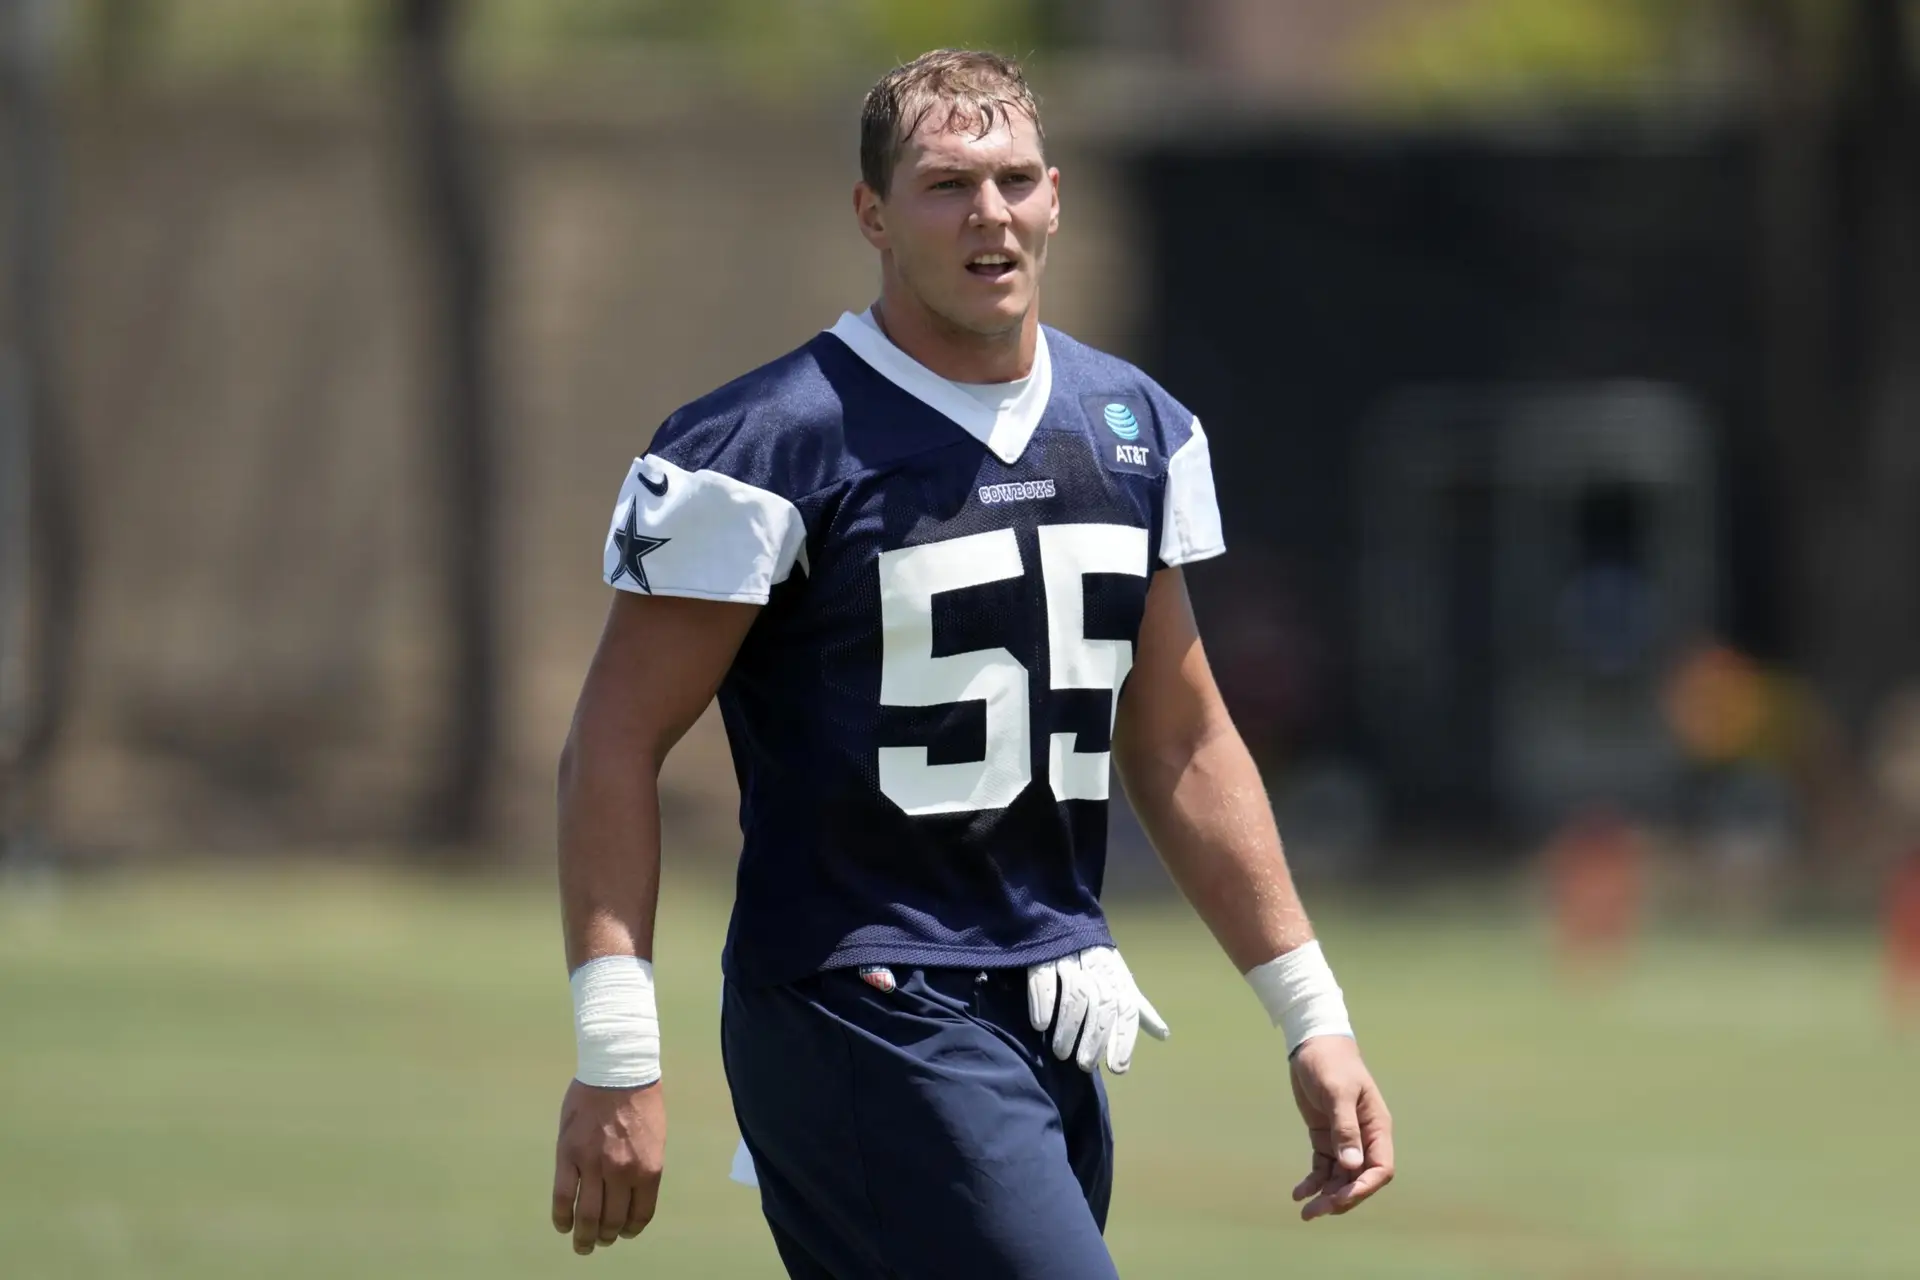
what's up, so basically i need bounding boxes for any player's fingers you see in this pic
[1027,960,1059,1032]
[1106,978,1139,1074]
[551,1160,580,1233]
[1321,1084,1395,1215]
[1329,1091,1365,1174]
[626,1167,662,1238]
[1330,1162,1395,1214]
[597,1183,631,1247]
[1051,956,1089,1060]
[620,1191,650,1238]
[1136,991,1171,1041]
[1300,1151,1352,1221]
[1106,1014,1137,1074]
[572,1178,605,1255]
[1292,1149,1333,1201]
[1357,1086,1395,1182]
[1076,965,1118,1073]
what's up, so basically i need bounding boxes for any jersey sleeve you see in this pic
[1157,416,1226,568]
[600,418,809,605]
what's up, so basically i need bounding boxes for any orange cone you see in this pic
[1549,807,1645,978]
[1886,850,1920,1021]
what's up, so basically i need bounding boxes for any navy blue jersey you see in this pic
[601,312,1224,986]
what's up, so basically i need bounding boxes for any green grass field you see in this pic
[2,866,1916,1279]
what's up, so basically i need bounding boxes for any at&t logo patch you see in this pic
[1083,395,1157,476]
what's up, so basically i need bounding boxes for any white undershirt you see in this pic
[853,307,1032,414]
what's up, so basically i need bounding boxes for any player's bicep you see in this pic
[1114,567,1231,783]
[570,590,759,767]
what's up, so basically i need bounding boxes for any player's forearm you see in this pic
[1118,719,1315,973]
[556,717,664,973]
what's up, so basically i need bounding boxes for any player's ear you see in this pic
[854,181,889,250]
[1047,167,1061,235]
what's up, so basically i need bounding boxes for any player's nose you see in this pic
[968,181,1015,227]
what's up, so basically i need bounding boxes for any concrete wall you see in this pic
[44,85,1139,858]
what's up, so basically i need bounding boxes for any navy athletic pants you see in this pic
[722,965,1119,1280]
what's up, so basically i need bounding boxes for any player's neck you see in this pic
[870,292,1038,385]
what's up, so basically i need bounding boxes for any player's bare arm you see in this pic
[1113,566,1396,1222]
[552,590,758,1255]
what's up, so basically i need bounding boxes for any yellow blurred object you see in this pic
[1663,643,1772,765]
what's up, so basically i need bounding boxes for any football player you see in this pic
[552,48,1394,1278]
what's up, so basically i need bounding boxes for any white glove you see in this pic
[1027,945,1170,1074]
[730,1136,758,1189]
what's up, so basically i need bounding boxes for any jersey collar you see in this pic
[826,310,1051,465]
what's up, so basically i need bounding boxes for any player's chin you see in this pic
[950,285,1031,331]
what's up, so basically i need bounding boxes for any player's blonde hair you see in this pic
[860,49,1046,198]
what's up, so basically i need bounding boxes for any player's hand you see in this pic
[552,1079,665,1255]
[1027,945,1171,1074]
[1288,1035,1394,1221]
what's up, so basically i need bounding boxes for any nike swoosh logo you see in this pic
[636,464,669,497]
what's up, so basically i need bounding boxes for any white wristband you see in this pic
[1243,940,1355,1056]
[570,955,661,1088]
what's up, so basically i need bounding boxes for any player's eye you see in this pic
[931,178,967,190]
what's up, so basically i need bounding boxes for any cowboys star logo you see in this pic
[609,501,669,593]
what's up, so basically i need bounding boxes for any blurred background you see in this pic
[3,1,1919,1276]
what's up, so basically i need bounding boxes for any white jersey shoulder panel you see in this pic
[1159,418,1225,568]
[602,454,808,604]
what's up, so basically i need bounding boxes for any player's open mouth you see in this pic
[966,253,1016,279]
